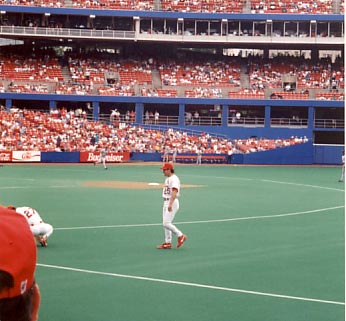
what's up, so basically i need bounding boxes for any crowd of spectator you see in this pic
[8,83,49,93]
[248,55,344,94]
[70,0,154,10]
[55,82,92,95]
[250,0,343,14]
[0,52,63,82]
[0,107,307,154]
[234,136,309,153]
[98,85,135,96]
[161,0,243,13]
[185,87,223,98]
[228,89,265,99]
[316,92,344,100]
[141,88,178,97]
[67,55,153,86]
[159,59,241,87]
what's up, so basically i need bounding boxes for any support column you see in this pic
[93,101,99,121]
[263,48,269,60]
[179,104,185,126]
[5,99,12,110]
[133,16,140,36]
[265,105,271,128]
[311,49,319,61]
[136,103,143,124]
[49,100,56,110]
[308,106,314,129]
[222,104,228,127]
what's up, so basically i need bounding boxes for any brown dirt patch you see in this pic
[83,181,205,189]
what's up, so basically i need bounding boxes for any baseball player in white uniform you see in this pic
[157,162,187,249]
[196,148,202,165]
[95,147,108,170]
[8,206,53,247]
[162,145,170,162]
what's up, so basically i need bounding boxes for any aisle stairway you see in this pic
[239,62,250,89]
[61,66,72,83]
[151,69,162,88]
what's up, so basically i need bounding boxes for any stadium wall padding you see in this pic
[313,145,344,165]
[130,152,162,162]
[235,142,314,165]
[41,152,81,163]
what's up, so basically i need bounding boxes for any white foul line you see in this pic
[261,179,344,192]
[54,205,344,231]
[177,205,344,225]
[36,263,344,306]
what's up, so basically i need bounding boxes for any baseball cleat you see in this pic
[39,236,47,247]
[156,242,172,249]
[177,234,187,248]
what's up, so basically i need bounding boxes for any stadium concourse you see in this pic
[0,108,307,154]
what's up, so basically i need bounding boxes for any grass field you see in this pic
[0,163,344,321]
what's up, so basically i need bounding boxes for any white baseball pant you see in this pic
[162,199,183,243]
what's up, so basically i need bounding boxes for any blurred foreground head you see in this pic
[0,206,40,321]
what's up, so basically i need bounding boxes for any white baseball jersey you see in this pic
[100,149,107,158]
[15,207,43,226]
[162,174,180,199]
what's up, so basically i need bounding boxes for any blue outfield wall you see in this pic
[130,152,162,162]
[234,142,314,165]
[313,145,344,165]
[39,144,343,164]
[232,143,343,165]
[41,152,81,163]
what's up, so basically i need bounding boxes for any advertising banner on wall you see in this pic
[0,151,12,163]
[12,151,41,162]
[80,152,130,163]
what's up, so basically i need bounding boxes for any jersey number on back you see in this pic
[23,208,35,219]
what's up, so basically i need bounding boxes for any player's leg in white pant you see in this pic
[164,227,172,244]
[162,200,182,243]
[42,223,53,239]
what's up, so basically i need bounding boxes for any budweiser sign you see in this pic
[80,152,130,163]
[0,152,11,162]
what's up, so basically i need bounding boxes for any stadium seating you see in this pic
[316,92,345,100]
[0,52,343,100]
[228,90,265,99]
[1,56,63,82]
[0,108,307,154]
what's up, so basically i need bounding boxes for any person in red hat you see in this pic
[0,206,40,321]
[157,162,187,249]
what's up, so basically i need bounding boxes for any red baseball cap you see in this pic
[161,163,174,171]
[0,206,37,299]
